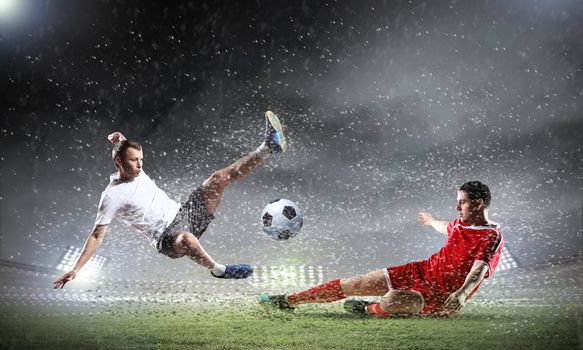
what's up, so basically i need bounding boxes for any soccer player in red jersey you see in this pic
[259,181,504,317]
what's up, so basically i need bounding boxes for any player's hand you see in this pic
[443,291,465,314]
[417,212,435,226]
[53,270,77,289]
[107,132,126,145]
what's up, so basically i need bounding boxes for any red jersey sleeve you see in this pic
[473,228,504,278]
[446,219,457,238]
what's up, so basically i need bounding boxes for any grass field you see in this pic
[1,262,582,349]
[1,299,582,349]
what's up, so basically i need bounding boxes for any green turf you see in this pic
[0,301,581,350]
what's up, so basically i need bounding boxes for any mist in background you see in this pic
[1,0,582,280]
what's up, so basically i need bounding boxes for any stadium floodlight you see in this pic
[0,0,23,22]
[0,0,17,14]
[56,246,108,277]
[497,249,519,272]
[250,265,325,290]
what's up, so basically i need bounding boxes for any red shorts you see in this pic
[385,261,451,315]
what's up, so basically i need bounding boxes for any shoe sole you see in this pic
[257,293,275,312]
[257,293,295,313]
[265,111,287,152]
[344,300,370,315]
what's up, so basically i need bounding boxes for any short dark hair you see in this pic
[112,140,142,160]
[459,181,491,207]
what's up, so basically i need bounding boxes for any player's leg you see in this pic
[258,269,388,311]
[201,150,264,214]
[169,231,252,279]
[344,263,425,317]
[171,231,217,269]
[201,111,286,214]
[380,290,423,315]
[340,269,391,296]
[289,269,389,304]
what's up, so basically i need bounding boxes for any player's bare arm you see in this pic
[442,260,489,313]
[418,212,448,236]
[53,224,109,289]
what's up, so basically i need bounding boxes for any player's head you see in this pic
[113,140,143,180]
[459,181,491,207]
[457,181,491,224]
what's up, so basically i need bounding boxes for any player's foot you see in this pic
[211,264,253,279]
[264,111,286,153]
[343,299,371,316]
[257,293,295,312]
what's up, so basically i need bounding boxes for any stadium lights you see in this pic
[251,265,326,290]
[0,0,22,21]
[56,246,108,277]
[0,0,17,14]
[497,249,519,272]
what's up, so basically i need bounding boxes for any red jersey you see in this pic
[424,218,504,293]
[386,218,503,314]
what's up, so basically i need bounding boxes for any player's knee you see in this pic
[381,290,423,315]
[202,171,227,192]
[341,270,386,295]
[340,276,365,295]
[206,170,224,185]
[173,232,198,252]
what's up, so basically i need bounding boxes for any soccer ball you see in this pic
[261,198,303,240]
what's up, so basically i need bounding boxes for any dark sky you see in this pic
[1,0,582,279]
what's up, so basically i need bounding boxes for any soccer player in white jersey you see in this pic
[53,111,286,288]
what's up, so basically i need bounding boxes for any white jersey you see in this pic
[95,172,181,246]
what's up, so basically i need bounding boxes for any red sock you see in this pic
[367,303,391,318]
[288,279,346,305]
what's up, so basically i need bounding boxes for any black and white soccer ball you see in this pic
[261,198,303,240]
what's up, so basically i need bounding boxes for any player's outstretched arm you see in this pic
[442,260,489,314]
[418,212,448,236]
[53,224,109,289]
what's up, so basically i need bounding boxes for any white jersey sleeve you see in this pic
[95,192,118,226]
